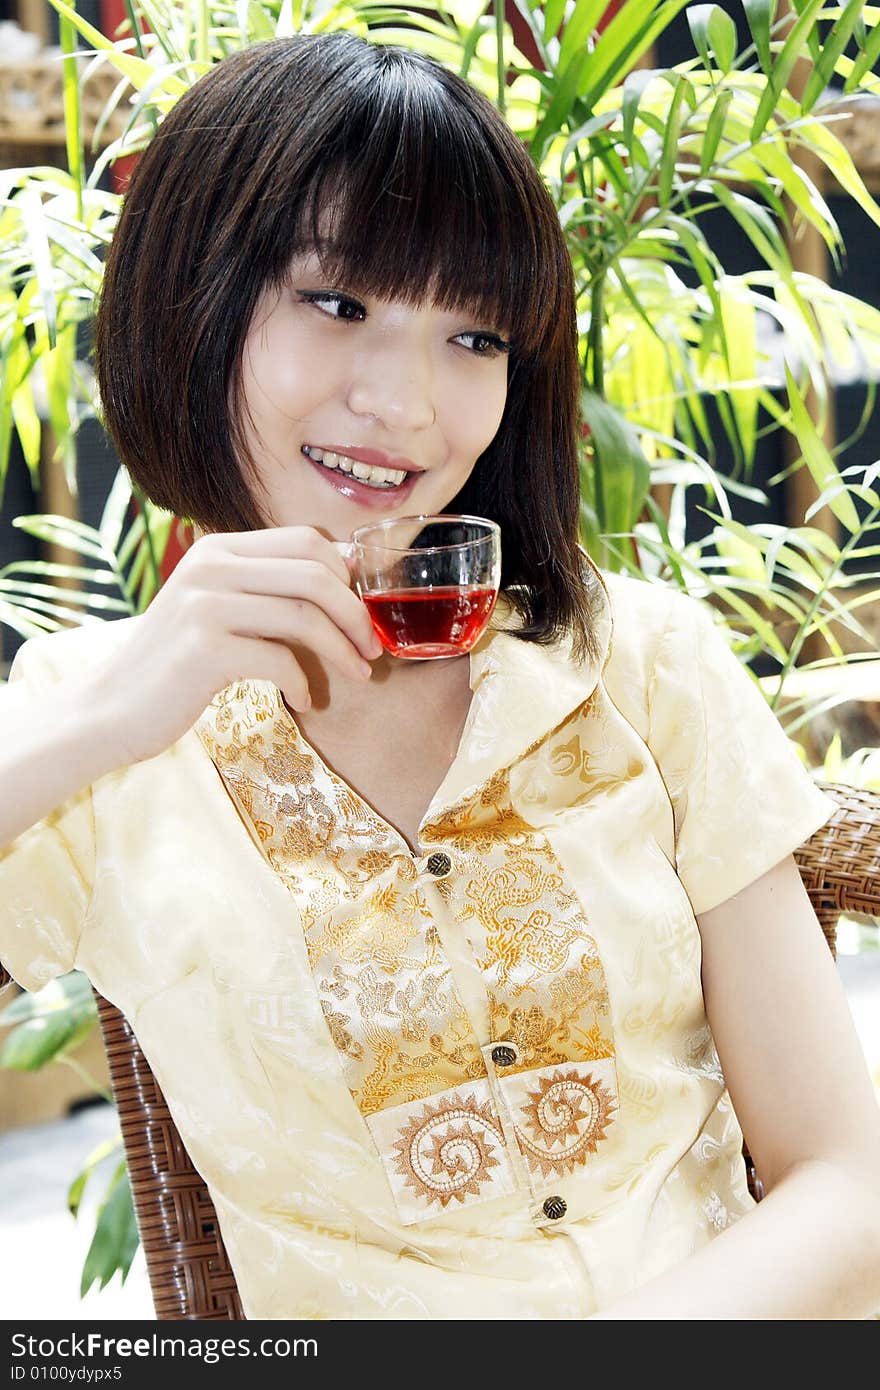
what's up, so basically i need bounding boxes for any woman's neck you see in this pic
[285,643,471,736]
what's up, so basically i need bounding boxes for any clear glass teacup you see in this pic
[349,514,502,660]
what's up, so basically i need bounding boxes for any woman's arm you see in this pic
[593,853,880,1320]
[0,671,124,852]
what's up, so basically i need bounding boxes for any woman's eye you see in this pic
[456,331,512,358]
[299,291,365,322]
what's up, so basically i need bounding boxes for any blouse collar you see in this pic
[422,550,613,827]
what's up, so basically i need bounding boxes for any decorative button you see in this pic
[426,852,452,877]
[542,1195,567,1221]
[490,1044,517,1068]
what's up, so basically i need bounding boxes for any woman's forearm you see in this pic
[591,1159,880,1320]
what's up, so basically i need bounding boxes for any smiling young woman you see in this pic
[93,32,599,665]
[1,32,879,1322]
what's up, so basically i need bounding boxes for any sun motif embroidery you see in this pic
[514,1068,616,1176]
[391,1094,507,1209]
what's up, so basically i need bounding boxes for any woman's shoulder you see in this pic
[599,568,686,652]
[597,570,692,731]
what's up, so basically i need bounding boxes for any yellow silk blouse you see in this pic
[0,558,837,1319]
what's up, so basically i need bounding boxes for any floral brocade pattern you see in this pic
[198,684,488,1116]
[429,779,616,1076]
[195,678,620,1221]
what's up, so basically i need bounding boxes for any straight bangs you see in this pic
[260,54,559,360]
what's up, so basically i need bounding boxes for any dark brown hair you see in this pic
[95,33,603,664]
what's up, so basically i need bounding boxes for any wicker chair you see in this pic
[1,779,879,1319]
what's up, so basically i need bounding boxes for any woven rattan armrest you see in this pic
[94,994,243,1319]
[793,781,880,945]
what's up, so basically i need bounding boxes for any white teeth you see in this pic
[303,445,408,488]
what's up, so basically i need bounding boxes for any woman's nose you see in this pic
[346,344,436,430]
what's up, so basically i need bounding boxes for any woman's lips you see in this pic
[304,451,420,510]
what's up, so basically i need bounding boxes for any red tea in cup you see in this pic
[350,515,502,660]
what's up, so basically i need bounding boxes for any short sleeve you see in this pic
[647,591,837,917]
[0,638,96,992]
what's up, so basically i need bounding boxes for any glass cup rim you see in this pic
[350,513,501,555]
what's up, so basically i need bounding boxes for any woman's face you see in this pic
[237,250,511,536]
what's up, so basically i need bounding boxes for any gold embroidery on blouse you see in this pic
[197,683,489,1116]
[302,883,489,1114]
[318,999,362,1060]
[546,729,645,798]
[195,675,620,1218]
[390,1092,507,1209]
[514,1068,617,1176]
[427,769,616,1076]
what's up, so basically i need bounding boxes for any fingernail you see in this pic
[360,660,373,679]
